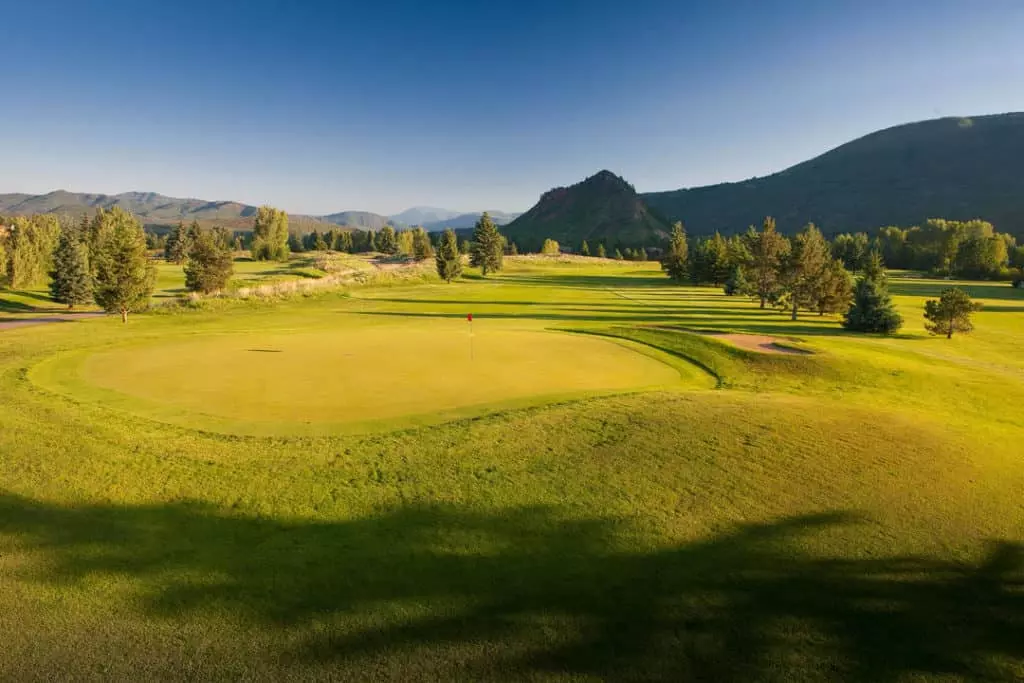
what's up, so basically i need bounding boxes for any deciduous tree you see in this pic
[250,206,289,261]
[924,287,981,339]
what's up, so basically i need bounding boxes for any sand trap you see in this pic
[706,333,808,355]
[0,313,105,331]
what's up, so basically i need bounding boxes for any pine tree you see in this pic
[509,241,519,256]
[814,258,854,316]
[743,216,790,309]
[862,250,886,284]
[779,223,831,320]
[723,265,748,296]
[843,276,903,333]
[164,221,191,264]
[580,240,590,256]
[367,229,378,252]
[49,222,92,309]
[637,247,647,262]
[924,287,981,339]
[596,243,606,258]
[412,227,434,260]
[614,248,624,260]
[92,208,156,323]
[378,226,398,255]
[661,222,689,282]
[184,226,234,294]
[250,206,289,261]
[312,230,328,251]
[435,228,462,283]
[470,212,504,276]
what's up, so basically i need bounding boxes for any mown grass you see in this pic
[0,258,1021,680]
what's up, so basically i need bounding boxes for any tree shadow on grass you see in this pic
[0,493,1020,680]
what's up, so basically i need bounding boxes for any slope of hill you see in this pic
[0,190,259,223]
[320,211,395,230]
[643,113,1024,237]
[504,170,670,249]
[389,207,461,226]
[423,210,521,231]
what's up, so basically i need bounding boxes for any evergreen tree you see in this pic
[661,221,689,283]
[312,230,328,251]
[723,265,748,296]
[843,276,903,334]
[458,237,470,255]
[184,226,234,294]
[367,229,378,252]
[814,258,854,316]
[412,227,434,260]
[924,287,981,339]
[49,221,92,308]
[289,231,306,253]
[92,208,156,323]
[233,235,244,252]
[378,226,398,255]
[541,238,560,255]
[742,216,790,309]
[779,223,831,320]
[596,243,606,258]
[637,247,647,261]
[250,206,289,261]
[337,231,353,253]
[508,241,519,256]
[862,250,886,284]
[580,240,590,256]
[164,221,190,263]
[614,248,624,260]
[470,212,504,275]
[623,248,634,260]
[435,228,462,283]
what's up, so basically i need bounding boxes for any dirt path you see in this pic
[706,333,808,355]
[0,312,105,331]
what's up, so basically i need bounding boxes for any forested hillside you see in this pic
[643,113,1024,238]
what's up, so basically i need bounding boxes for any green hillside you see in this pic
[504,170,671,250]
[643,113,1024,238]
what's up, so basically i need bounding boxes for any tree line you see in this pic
[1,209,156,322]
[661,217,983,337]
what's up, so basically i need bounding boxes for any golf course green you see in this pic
[1,257,1021,680]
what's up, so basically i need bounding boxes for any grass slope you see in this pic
[0,257,1021,680]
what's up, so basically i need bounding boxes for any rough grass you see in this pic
[0,259,1022,681]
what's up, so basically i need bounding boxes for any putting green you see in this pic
[35,323,701,435]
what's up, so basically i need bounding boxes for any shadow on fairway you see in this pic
[0,493,1020,680]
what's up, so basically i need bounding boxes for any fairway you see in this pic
[1,259,1022,681]
[37,325,687,434]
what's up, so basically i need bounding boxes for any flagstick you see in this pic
[469,318,474,361]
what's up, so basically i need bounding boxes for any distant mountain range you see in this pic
[5,113,1023,242]
[0,191,519,233]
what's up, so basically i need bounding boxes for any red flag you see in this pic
[467,313,473,322]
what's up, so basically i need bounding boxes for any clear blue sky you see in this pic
[3,0,1023,215]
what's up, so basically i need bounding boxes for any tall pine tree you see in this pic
[470,212,504,276]
[49,222,92,309]
[661,221,689,283]
[742,216,790,309]
[435,228,462,283]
